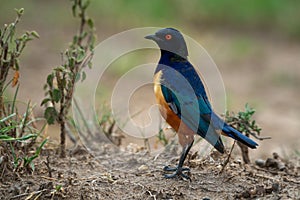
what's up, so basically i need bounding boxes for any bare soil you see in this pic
[1,143,299,200]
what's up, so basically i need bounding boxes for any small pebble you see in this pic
[272,183,280,192]
[138,165,148,171]
[265,158,277,168]
[273,152,279,159]
[255,159,266,167]
[277,161,286,171]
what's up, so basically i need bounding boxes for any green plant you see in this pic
[0,8,46,178]
[0,8,39,117]
[42,0,96,157]
[225,103,268,163]
[0,93,47,174]
[157,128,168,146]
[225,103,262,138]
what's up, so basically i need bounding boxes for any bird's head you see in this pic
[145,28,188,58]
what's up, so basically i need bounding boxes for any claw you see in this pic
[164,169,191,180]
[163,166,191,180]
[163,165,190,172]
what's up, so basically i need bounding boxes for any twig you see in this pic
[250,134,271,140]
[0,162,7,180]
[147,190,157,200]
[153,153,160,161]
[220,140,236,174]
[40,176,58,181]
[43,155,54,178]
[10,189,48,199]
[237,141,250,164]
[254,173,281,182]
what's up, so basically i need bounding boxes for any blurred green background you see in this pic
[0,0,299,157]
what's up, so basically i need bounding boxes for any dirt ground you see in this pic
[1,17,300,200]
[1,143,299,200]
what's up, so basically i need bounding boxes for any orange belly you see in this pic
[154,71,195,146]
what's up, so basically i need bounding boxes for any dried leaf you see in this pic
[12,70,19,87]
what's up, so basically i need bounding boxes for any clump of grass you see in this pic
[42,0,96,157]
[0,8,47,179]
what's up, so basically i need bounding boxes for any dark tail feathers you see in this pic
[223,125,258,149]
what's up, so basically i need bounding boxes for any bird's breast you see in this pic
[153,70,181,131]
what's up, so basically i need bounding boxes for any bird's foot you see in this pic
[163,165,190,172]
[163,166,191,180]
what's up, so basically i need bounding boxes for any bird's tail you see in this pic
[222,125,258,149]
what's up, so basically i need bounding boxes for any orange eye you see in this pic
[165,34,172,40]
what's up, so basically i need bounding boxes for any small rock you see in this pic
[255,159,266,167]
[70,157,77,164]
[265,187,273,194]
[265,158,277,168]
[216,164,222,169]
[249,188,256,195]
[277,161,286,171]
[138,165,149,171]
[241,190,251,198]
[256,185,265,195]
[272,183,280,192]
[273,152,279,159]
[230,163,237,167]
[234,158,242,164]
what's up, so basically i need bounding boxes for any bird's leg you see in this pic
[164,140,194,180]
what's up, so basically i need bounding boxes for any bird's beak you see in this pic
[144,34,160,42]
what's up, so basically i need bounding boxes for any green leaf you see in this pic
[15,8,24,17]
[0,135,14,141]
[24,138,47,169]
[81,71,86,82]
[44,107,57,125]
[72,3,77,17]
[0,126,17,135]
[73,35,78,45]
[36,139,47,155]
[55,65,66,72]
[52,88,61,103]
[30,31,39,38]
[0,113,16,123]
[69,56,76,67]
[30,162,35,171]
[80,31,88,40]
[41,98,51,106]
[11,84,19,114]
[55,184,62,191]
[43,84,48,90]
[76,48,85,62]
[88,61,92,69]
[47,74,54,87]
[82,0,90,10]
[0,134,37,142]
[75,72,80,83]
[18,134,37,141]
[87,18,94,29]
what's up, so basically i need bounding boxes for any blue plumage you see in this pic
[146,28,258,179]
